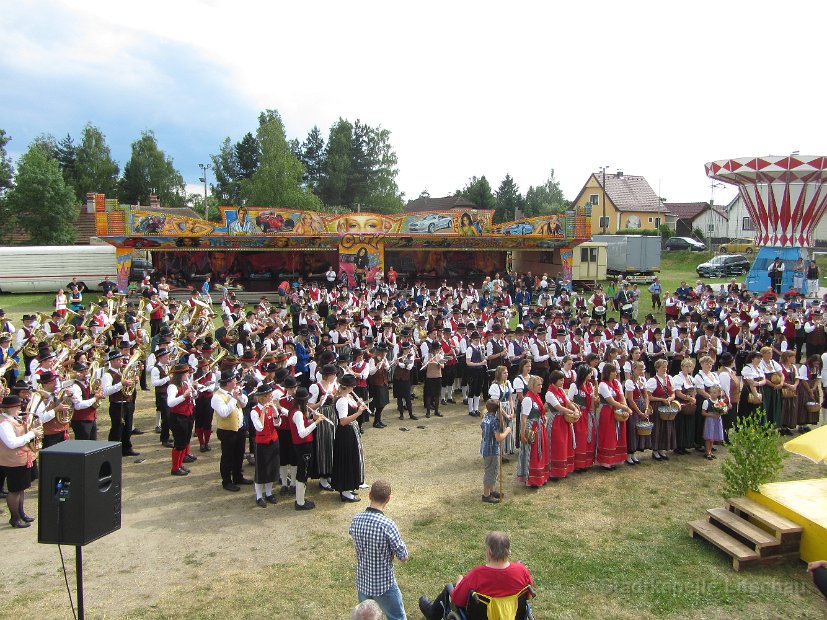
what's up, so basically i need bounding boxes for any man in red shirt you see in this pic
[418,531,533,619]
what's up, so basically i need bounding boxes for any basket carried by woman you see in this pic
[614,408,630,422]
[658,403,679,421]
[636,420,654,436]
[805,401,820,414]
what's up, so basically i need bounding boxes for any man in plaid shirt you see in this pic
[350,479,409,620]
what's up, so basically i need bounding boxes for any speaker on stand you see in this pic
[38,440,122,620]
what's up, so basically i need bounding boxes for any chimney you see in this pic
[616,170,624,178]
[149,193,160,209]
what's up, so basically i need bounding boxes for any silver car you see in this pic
[407,213,453,233]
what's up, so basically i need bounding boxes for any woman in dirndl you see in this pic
[739,351,765,420]
[512,358,533,452]
[250,384,280,507]
[516,375,549,488]
[488,365,515,456]
[623,360,650,464]
[0,395,41,528]
[673,357,697,454]
[308,363,338,491]
[778,350,799,435]
[595,363,631,470]
[797,354,821,432]
[717,352,741,435]
[544,370,578,480]
[646,358,676,461]
[568,364,596,472]
[331,374,367,503]
[758,346,784,428]
[693,356,721,450]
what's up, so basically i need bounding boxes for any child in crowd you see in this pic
[702,385,726,460]
[480,399,511,504]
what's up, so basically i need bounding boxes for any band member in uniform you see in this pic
[309,364,337,490]
[392,341,416,421]
[168,364,196,476]
[211,370,252,491]
[101,351,139,456]
[69,362,104,440]
[332,374,367,502]
[290,387,326,510]
[646,359,676,461]
[36,371,71,448]
[151,349,172,447]
[367,343,391,428]
[277,376,298,494]
[465,331,488,417]
[423,342,444,418]
[0,395,42,528]
[194,359,217,452]
[250,383,280,506]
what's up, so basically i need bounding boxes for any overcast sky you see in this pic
[3,0,824,210]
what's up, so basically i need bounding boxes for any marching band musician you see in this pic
[332,374,367,503]
[308,364,338,491]
[290,387,325,510]
[350,348,371,430]
[250,383,280,507]
[439,327,458,405]
[392,341,416,421]
[367,343,391,428]
[465,331,488,418]
[276,376,298,495]
[101,350,139,456]
[167,364,196,476]
[151,348,173,447]
[212,370,251,491]
[35,371,71,448]
[69,362,104,440]
[0,395,42,528]
[16,315,37,377]
[529,327,551,394]
[423,341,444,419]
[194,358,218,452]
[0,334,18,388]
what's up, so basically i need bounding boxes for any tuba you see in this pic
[120,351,143,397]
[23,328,46,358]
[0,356,18,389]
[23,392,44,459]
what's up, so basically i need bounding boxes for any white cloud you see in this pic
[5,0,826,208]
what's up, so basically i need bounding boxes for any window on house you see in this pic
[742,217,754,231]
[589,194,599,205]
[590,247,597,262]
[581,248,589,263]
[648,217,653,223]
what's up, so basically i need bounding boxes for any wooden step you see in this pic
[688,519,760,571]
[726,497,803,537]
[707,508,779,550]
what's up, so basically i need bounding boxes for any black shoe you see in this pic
[447,398,456,404]
[280,485,289,496]
[426,411,431,418]
[265,494,278,504]
[183,454,197,463]
[256,497,267,508]
[652,453,663,461]
[462,398,468,405]
[223,482,240,492]
[131,428,145,435]
[399,413,404,420]
[491,491,502,498]
[482,494,500,503]
[199,445,209,453]
[235,478,254,485]
[340,493,361,503]
[295,500,316,511]
[419,596,442,620]
[171,468,189,476]
[660,453,670,461]
[203,444,212,452]
[409,414,419,420]
[373,422,384,429]
[434,412,443,417]
[154,426,162,433]
[799,426,811,433]
[20,513,35,523]
[162,440,174,448]
[0,490,7,499]
[180,466,190,474]
[123,450,140,457]
[9,518,30,528]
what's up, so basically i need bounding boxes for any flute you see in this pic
[313,392,337,426]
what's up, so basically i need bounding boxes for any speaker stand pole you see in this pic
[76,545,84,620]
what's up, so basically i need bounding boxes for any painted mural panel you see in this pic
[339,236,383,286]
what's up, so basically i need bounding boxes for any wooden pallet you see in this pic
[688,497,802,571]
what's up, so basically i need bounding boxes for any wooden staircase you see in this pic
[688,496,803,571]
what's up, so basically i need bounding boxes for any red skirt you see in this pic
[523,419,549,487]
[596,405,627,466]
[572,412,595,469]
[548,415,575,478]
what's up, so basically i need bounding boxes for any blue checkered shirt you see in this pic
[349,507,408,597]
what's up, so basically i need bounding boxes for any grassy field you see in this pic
[1,255,826,619]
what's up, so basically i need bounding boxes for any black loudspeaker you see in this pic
[38,440,122,546]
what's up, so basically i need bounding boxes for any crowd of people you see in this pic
[1,267,826,526]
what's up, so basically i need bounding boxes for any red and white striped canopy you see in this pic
[705,156,827,247]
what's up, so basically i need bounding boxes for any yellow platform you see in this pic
[748,478,827,563]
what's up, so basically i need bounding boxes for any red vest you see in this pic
[253,404,279,444]
[289,406,313,445]
[72,381,97,421]
[169,386,194,416]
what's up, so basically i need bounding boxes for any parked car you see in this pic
[719,237,758,254]
[407,213,453,233]
[696,254,751,278]
[666,236,707,251]
[503,222,534,235]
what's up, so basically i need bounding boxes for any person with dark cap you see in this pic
[465,331,488,417]
[368,343,391,428]
[309,363,338,489]
[250,383,280,506]
[35,371,71,448]
[276,375,298,494]
[289,387,326,510]
[211,369,251,491]
[392,341,416,421]
[0,395,42,527]
[68,362,104,440]
[423,341,445,418]
[193,358,218,452]
[167,364,196,476]
[101,350,139,456]
[333,374,367,502]
[0,333,18,389]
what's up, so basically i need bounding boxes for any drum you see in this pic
[622,304,634,313]
[636,420,654,436]
[594,306,606,315]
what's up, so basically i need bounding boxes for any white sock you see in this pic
[296,481,306,505]
[462,386,468,398]
[469,398,475,413]
[280,465,289,486]
[288,465,295,483]
[155,411,161,426]
[342,490,355,499]
[264,482,273,496]
[321,477,332,489]
[254,483,263,500]
[473,396,480,411]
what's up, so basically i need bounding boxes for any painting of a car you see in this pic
[406,213,453,233]
[502,222,534,235]
[256,211,295,233]
[134,215,166,234]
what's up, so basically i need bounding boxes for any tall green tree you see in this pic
[0,130,15,241]
[240,109,321,210]
[6,142,77,244]
[456,175,496,210]
[299,126,325,194]
[56,134,78,193]
[211,137,242,205]
[235,132,259,180]
[119,131,186,207]
[74,124,119,201]
[362,125,403,213]
[494,173,523,223]
[320,118,353,207]
[523,169,569,217]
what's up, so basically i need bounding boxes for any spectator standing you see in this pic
[648,277,662,311]
[349,480,408,620]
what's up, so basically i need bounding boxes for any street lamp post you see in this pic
[198,163,211,219]
[599,165,610,233]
